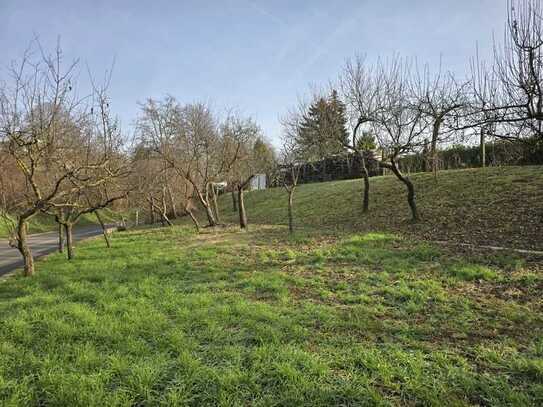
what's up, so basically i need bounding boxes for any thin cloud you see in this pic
[244,0,287,27]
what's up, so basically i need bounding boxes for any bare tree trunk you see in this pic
[186,208,200,232]
[287,188,294,233]
[231,190,238,212]
[431,118,442,179]
[381,149,388,175]
[210,183,221,223]
[55,208,65,253]
[95,210,111,248]
[359,152,370,213]
[65,223,74,260]
[135,210,139,226]
[236,175,254,230]
[480,127,486,168]
[58,220,64,253]
[148,196,156,224]
[238,187,248,229]
[203,203,216,227]
[160,188,173,226]
[17,218,34,276]
[149,193,173,227]
[192,182,217,227]
[183,196,200,232]
[382,159,420,222]
[166,185,178,219]
[162,213,173,226]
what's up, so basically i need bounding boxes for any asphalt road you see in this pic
[0,226,106,277]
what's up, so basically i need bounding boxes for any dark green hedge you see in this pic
[399,137,543,173]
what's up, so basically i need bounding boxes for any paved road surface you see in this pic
[0,226,106,277]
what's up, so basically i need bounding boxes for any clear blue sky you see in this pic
[0,0,506,145]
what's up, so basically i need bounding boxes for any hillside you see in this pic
[1,166,542,405]
[211,166,543,251]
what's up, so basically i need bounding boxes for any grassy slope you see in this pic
[0,225,542,405]
[212,166,543,250]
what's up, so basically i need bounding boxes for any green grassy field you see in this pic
[208,166,543,250]
[1,166,542,405]
[1,224,542,406]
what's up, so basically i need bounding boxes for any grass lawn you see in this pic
[1,225,542,406]
[206,166,543,250]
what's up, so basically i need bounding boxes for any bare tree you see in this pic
[470,0,543,141]
[183,102,223,226]
[412,63,468,177]
[130,144,183,228]
[42,65,131,258]
[50,187,128,259]
[223,115,263,230]
[181,182,200,232]
[341,56,427,220]
[0,42,125,275]
[279,102,312,233]
[137,98,241,229]
[278,133,302,234]
[371,57,428,221]
[340,56,381,212]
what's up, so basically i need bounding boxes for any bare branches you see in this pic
[470,0,543,140]
[136,98,222,227]
[0,41,130,274]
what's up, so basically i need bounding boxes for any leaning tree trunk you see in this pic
[160,188,173,226]
[95,210,111,248]
[186,208,200,232]
[183,195,200,232]
[231,190,238,212]
[287,187,295,234]
[65,223,75,260]
[238,187,248,229]
[161,212,173,226]
[17,218,34,276]
[203,202,217,227]
[387,159,419,222]
[191,182,217,227]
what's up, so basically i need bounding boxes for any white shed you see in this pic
[250,174,267,190]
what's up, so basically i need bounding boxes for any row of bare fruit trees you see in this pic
[0,43,274,277]
[1,0,541,276]
[279,0,543,232]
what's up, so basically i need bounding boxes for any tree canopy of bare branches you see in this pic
[471,0,543,141]
[0,42,129,275]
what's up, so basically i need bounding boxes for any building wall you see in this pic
[250,174,267,190]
